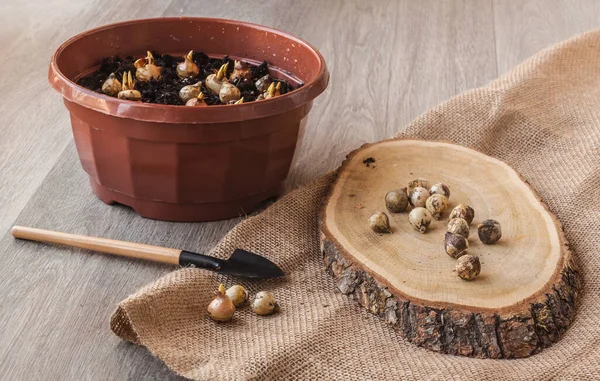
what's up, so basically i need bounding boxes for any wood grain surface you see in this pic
[0,0,596,379]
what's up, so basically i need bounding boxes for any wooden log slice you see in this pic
[320,139,580,359]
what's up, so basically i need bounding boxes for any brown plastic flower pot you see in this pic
[49,17,329,221]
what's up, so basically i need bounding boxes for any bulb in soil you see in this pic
[262,82,281,100]
[185,93,207,107]
[177,50,200,79]
[205,62,229,94]
[117,71,141,101]
[251,291,279,316]
[229,60,251,82]
[118,90,141,101]
[101,73,121,97]
[207,284,236,322]
[179,81,202,102]
[134,51,162,82]
[228,97,244,105]
[219,81,241,103]
[255,74,271,93]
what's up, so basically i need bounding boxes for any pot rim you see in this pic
[49,17,329,124]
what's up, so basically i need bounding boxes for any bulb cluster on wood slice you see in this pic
[374,177,484,280]
[373,176,505,281]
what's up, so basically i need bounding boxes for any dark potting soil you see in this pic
[77,51,300,105]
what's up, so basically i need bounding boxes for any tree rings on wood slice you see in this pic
[320,139,580,359]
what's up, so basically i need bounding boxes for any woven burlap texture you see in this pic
[111,30,600,380]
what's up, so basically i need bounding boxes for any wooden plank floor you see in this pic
[0,0,598,379]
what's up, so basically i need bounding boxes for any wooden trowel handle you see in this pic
[11,226,181,265]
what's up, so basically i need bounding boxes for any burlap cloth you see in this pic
[110,30,600,380]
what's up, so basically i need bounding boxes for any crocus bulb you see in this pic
[227,97,245,105]
[255,74,271,93]
[219,81,241,104]
[207,284,235,322]
[263,82,281,100]
[179,81,202,102]
[134,51,162,82]
[251,291,279,316]
[205,62,229,94]
[176,50,200,79]
[101,73,121,96]
[185,93,207,107]
[229,60,251,82]
[117,71,141,101]
[225,285,249,307]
